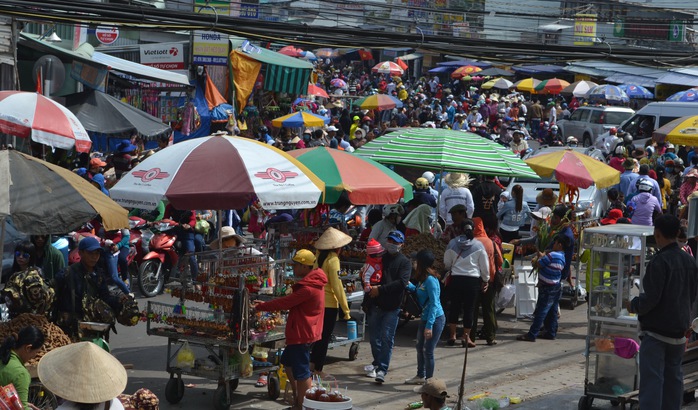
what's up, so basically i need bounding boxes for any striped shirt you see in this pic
[538,251,565,285]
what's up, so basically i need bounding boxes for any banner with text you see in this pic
[193,31,229,66]
[574,13,597,46]
[140,43,185,70]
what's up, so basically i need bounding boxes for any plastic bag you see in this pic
[496,284,516,310]
[176,341,195,370]
[240,353,253,377]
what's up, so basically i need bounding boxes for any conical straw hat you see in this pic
[313,227,352,250]
[38,342,127,403]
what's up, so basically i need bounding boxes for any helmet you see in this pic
[567,136,578,144]
[614,145,626,156]
[498,108,506,114]
[551,125,558,131]
[258,126,268,134]
[415,177,430,190]
[637,179,653,193]
[609,127,617,135]
[421,171,435,184]
[518,117,526,122]
[382,204,405,217]
[543,121,550,127]
[623,133,633,143]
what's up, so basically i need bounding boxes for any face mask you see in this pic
[385,243,402,254]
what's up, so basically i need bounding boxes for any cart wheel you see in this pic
[268,374,281,400]
[610,399,620,406]
[28,381,58,410]
[349,343,359,361]
[214,384,231,410]
[578,395,592,410]
[229,378,239,392]
[165,376,185,404]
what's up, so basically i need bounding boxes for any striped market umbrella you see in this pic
[481,77,514,90]
[0,150,128,234]
[524,148,620,189]
[0,91,92,152]
[287,147,413,205]
[534,78,570,94]
[372,61,404,76]
[586,84,629,103]
[355,128,538,178]
[451,65,482,79]
[110,135,324,211]
[618,84,654,99]
[666,89,698,102]
[307,84,329,98]
[355,94,404,111]
[271,111,330,128]
[514,77,541,93]
[651,116,698,146]
[561,80,598,97]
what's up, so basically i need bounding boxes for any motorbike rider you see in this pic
[510,130,529,158]
[618,131,636,154]
[566,136,579,148]
[163,205,200,281]
[549,124,563,146]
[514,117,530,139]
[537,121,550,143]
[413,178,437,208]
[258,126,273,145]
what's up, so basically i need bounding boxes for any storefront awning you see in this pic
[538,24,572,32]
[398,53,423,61]
[437,59,491,68]
[232,40,313,94]
[604,73,658,88]
[512,64,566,75]
[656,71,698,87]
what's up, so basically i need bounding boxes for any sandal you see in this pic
[516,334,535,342]
[255,373,268,387]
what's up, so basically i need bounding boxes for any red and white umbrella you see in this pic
[372,61,404,76]
[0,91,91,152]
[110,135,325,211]
[307,84,329,98]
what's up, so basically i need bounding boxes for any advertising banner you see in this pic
[574,13,597,46]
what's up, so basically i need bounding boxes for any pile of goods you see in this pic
[0,313,71,366]
[304,381,351,404]
[402,233,447,273]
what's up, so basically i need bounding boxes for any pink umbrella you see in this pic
[307,84,329,98]
[0,91,91,152]
[330,78,347,89]
[372,61,404,76]
[278,45,304,57]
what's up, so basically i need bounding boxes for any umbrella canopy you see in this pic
[651,116,698,146]
[271,111,330,128]
[287,147,414,205]
[110,135,324,211]
[534,78,570,95]
[355,128,539,178]
[586,84,629,103]
[307,84,329,98]
[315,48,339,58]
[66,90,171,140]
[524,148,620,189]
[514,77,541,93]
[666,89,698,102]
[618,84,654,99]
[0,150,128,233]
[372,61,404,76]
[330,78,347,89]
[560,80,598,98]
[476,67,514,77]
[451,65,482,79]
[0,91,91,153]
[481,78,514,90]
[355,94,404,111]
[300,51,317,61]
[278,45,303,57]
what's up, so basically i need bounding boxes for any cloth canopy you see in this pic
[232,41,313,95]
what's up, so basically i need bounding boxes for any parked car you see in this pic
[557,106,635,148]
[594,102,698,156]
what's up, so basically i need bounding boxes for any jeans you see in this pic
[310,307,338,372]
[179,231,199,278]
[104,248,131,294]
[527,283,561,340]
[530,118,541,137]
[639,334,685,410]
[368,307,400,373]
[416,314,446,379]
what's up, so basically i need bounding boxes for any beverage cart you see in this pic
[146,246,289,410]
[578,224,654,410]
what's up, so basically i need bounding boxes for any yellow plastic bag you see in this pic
[176,341,196,370]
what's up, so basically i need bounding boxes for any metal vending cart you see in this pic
[578,225,654,410]
[146,246,288,410]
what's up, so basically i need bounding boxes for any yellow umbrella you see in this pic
[524,149,620,189]
[481,77,514,90]
[514,77,541,93]
[652,115,698,146]
[271,111,330,128]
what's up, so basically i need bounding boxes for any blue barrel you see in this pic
[347,321,357,340]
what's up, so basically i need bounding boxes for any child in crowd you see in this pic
[678,227,693,257]
[361,239,384,292]
[517,234,570,342]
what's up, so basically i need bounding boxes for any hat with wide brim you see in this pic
[443,172,473,188]
[313,227,352,250]
[536,188,558,206]
[38,342,127,404]
[210,226,245,250]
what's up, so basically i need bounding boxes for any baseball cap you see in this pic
[292,249,316,266]
[90,158,107,168]
[387,230,405,244]
[449,204,467,214]
[326,125,338,132]
[78,237,102,252]
[415,378,449,399]
[531,207,552,220]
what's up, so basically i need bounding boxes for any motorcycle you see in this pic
[138,219,185,298]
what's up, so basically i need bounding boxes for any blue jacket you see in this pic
[407,275,444,330]
[618,171,639,198]
[496,200,531,230]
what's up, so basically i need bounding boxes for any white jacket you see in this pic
[439,186,474,224]
[444,236,490,282]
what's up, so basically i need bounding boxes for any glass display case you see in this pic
[578,224,654,410]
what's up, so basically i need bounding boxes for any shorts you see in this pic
[280,343,311,381]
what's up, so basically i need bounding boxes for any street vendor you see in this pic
[0,326,44,410]
[253,250,327,410]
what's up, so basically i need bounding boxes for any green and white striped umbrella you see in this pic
[355,128,539,178]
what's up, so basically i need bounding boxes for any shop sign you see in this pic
[240,0,259,19]
[95,26,119,45]
[140,43,185,70]
[669,21,684,42]
[192,30,229,66]
[70,61,108,90]
[623,21,669,40]
[573,13,596,46]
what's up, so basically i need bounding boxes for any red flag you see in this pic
[396,58,408,71]
[358,49,373,61]
[36,68,42,94]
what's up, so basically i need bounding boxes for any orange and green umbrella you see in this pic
[534,78,570,95]
[652,115,698,146]
[286,147,413,205]
[451,65,482,79]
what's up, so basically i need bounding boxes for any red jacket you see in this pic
[473,217,496,281]
[256,268,327,345]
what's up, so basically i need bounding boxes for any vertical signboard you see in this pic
[192,31,228,65]
[574,13,597,46]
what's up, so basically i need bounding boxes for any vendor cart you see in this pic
[146,246,289,410]
[578,225,653,410]
[560,217,601,310]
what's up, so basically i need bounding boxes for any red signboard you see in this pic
[95,26,119,45]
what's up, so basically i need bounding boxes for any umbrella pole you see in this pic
[0,216,5,285]
[435,165,444,225]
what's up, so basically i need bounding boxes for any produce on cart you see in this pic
[402,233,447,274]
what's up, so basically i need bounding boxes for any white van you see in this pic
[594,102,698,155]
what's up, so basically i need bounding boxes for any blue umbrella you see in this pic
[666,89,698,102]
[586,84,629,103]
[618,84,654,99]
[271,111,330,128]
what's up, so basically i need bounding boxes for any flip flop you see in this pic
[255,373,268,387]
